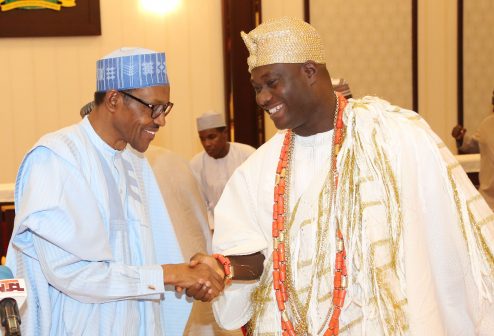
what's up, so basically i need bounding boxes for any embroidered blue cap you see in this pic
[96,47,168,92]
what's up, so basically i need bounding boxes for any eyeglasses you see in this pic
[119,91,173,119]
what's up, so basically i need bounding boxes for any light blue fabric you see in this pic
[6,117,191,335]
[96,48,169,92]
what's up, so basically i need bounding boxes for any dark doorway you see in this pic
[222,0,264,147]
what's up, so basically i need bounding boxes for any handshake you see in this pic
[163,253,226,302]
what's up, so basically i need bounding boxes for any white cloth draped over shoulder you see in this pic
[212,97,494,335]
[6,117,191,336]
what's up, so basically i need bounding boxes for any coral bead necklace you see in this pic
[271,92,347,335]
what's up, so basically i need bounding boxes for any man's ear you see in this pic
[301,61,318,85]
[105,90,120,112]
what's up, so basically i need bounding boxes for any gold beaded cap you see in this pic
[241,17,326,73]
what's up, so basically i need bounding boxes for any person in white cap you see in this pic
[188,17,494,335]
[190,111,255,230]
[5,47,224,336]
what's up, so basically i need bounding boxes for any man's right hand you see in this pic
[190,253,225,278]
[162,263,225,302]
[452,124,466,140]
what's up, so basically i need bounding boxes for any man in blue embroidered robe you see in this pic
[5,47,224,335]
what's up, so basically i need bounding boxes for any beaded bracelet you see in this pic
[212,254,234,283]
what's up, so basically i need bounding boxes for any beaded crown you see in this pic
[241,17,326,73]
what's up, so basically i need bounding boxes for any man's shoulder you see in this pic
[477,114,494,138]
[346,96,425,130]
[36,121,85,148]
[15,122,91,201]
[190,150,206,162]
[479,113,494,126]
[31,121,87,163]
[146,145,187,167]
[347,96,416,117]
[345,97,444,150]
[189,151,206,171]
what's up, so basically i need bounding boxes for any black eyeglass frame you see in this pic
[119,90,173,119]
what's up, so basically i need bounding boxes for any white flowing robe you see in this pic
[212,97,494,335]
[6,117,191,335]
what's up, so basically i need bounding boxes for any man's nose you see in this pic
[257,88,272,108]
[154,113,166,127]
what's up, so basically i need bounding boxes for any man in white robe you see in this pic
[190,112,256,229]
[190,18,494,335]
[6,47,224,336]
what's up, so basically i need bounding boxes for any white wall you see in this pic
[0,0,466,183]
[0,0,225,183]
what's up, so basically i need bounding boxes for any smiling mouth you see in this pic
[145,130,157,136]
[266,104,283,115]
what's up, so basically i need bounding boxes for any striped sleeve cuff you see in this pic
[138,264,165,299]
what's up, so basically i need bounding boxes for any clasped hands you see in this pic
[164,253,225,302]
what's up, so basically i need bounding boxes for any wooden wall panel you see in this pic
[310,0,414,110]
[460,0,494,130]
[222,0,263,147]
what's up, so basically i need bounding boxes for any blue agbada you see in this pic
[6,117,191,335]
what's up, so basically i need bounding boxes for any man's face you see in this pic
[114,85,170,152]
[251,63,312,134]
[198,128,228,159]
